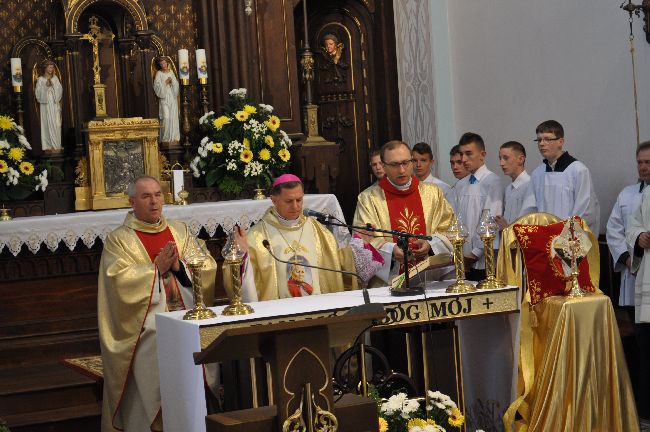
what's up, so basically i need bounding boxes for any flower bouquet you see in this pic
[0,115,48,201]
[191,88,292,195]
[376,390,466,432]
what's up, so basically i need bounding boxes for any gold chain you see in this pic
[270,221,306,260]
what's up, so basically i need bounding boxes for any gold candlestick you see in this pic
[477,233,506,290]
[566,217,586,298]
[221,231,255,315]
[0,206,12,221]
[445,219,476,293]
[183,237,217,320]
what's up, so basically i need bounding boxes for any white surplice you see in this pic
[626,187,650,323]
[153,70,180,143]
[607,182,643,306]
[503,170,536,225]
[454,164,503,270]
[530,156,601,234]
[422,173,451,195]
[34,75,63,151]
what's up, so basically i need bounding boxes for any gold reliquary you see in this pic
[75,117,161,210]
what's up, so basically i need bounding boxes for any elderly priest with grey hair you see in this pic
[97,175,217,432]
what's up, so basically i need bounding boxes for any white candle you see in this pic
[10,58,23,87]
[172,169,185,202]
[178,49,190,80]
[195,49,208,79]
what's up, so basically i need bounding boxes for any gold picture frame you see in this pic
[75,117,161,210]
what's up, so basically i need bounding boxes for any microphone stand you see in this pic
[310,217,431,296]
[262,240,383,314]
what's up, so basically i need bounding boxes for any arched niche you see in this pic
[65,0,148,34]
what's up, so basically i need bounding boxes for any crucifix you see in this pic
[81,16,114,118]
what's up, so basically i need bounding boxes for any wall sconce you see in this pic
[621,0,650,43]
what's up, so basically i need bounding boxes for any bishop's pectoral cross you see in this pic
[81,16,114,118]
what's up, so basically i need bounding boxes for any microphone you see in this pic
[303,208,333,221]
[262,239,382,314]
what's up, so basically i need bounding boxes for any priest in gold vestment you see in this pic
[353,140,455,286]
[98,176,216,432]
[226,174,384,301]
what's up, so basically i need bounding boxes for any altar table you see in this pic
[156,282,520,432]
[0,194,347,255]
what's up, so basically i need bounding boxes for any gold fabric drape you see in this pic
[498,213,638,432]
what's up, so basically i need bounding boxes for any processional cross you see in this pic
[81,16,114,118]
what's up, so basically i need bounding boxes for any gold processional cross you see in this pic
[81,16,114,118]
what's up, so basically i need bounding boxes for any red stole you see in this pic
[379,176,427,241]
[135,228,185,310]
[379,176,427,273]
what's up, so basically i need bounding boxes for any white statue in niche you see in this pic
[34,60,63,152]
[153,57,180,145]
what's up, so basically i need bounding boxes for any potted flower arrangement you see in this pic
[374,389,470,432]
[191,88,292,197]
[0,115,48,201]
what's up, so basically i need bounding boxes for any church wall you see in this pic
[429,0,650,233]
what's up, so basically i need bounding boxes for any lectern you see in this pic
[194,309,385,432]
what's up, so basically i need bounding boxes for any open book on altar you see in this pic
[391,253,454,289]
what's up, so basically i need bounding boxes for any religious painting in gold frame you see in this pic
[75,117,160,210]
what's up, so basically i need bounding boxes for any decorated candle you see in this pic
[10,58,23,87]
[178,49,190,81]
[195,49,208,80]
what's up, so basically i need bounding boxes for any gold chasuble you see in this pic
[354,177,455,251]
[98,213,216,432]
[224,207,358,301]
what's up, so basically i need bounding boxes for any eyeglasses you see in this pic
[534,137,561,144]
[383,159,414,169]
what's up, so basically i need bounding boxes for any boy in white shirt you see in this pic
[495,141,536,230]
[412,142,450,194]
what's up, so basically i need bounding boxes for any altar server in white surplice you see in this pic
[455,132,503,281]
[445,144,470,214]
[227,174,384,302]
[495,141,536,231]
[34,60,63,152]
[412,141,450,195]
[530,119,600,234]
[153,57,180,145]
[607,142,650,309]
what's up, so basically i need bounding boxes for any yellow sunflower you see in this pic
[243,104,257,114]
[407,419,427,428]
[8,147,24,162]
[265,115,280,132]
[259,148,271,161]
[278,148,290,162]
[243,138,251,150]
[19,161,34,175]
[264,135,275,147]
[240,149,253,163]
[235,110,250,122]
[0,115,13,130]
[0,159,8,173]
[448,407,465,427]
[213,116,231,130]
[378,417,388,432]
[211,142,223,153]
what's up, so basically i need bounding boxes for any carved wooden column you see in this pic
[134,30,157,119]
[64,33,86,158]
[116,38,135,117]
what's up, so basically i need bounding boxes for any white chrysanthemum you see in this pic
[0,140,9,149]
[13,124,24,134]
[280,130,292,148]
[200,136,209,145]
[226,160,238,171]
[18,134,31,149]
[258,103,274,113]
[229,88,247,98]
[190,158,201,177]
[199,111,214,124]
[35,169,48,191]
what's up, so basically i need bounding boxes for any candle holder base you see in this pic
[567,277,586,298]
[477,276,506,290]
[446,280,476,293]
[252,188,266,200]
[183,305,217,321]
[222,299,255,316]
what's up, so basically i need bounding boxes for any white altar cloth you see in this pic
[156,282,520,432]
[0,194,346,256]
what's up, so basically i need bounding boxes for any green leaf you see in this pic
[205,170,219,187]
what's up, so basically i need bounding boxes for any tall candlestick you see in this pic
[10,58,23,91]
[195,48,208,83]
[178,49,190,84]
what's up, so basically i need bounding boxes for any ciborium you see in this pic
[445,217,476,293]
[182,236,218,320]
[221,230,255,315]
[477,209,506,290]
